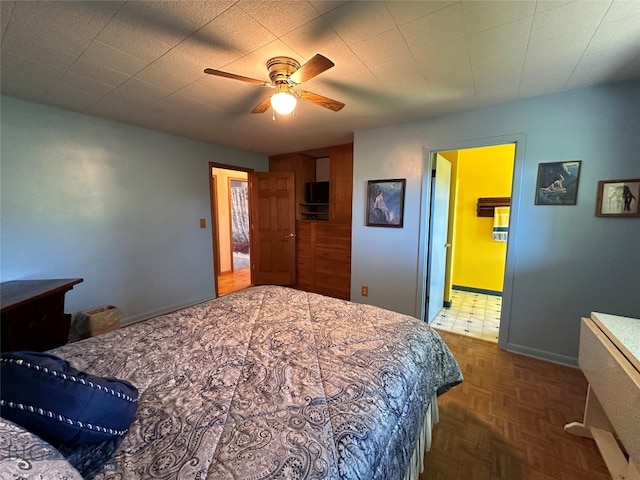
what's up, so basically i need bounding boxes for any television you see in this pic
[305,181,330,204]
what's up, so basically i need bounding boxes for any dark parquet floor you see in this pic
[421,331,610,480]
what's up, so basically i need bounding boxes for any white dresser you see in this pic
[565,312,640,480]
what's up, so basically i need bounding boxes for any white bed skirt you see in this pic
[403,394,440,480]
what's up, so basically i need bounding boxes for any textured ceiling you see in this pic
[1,1,639,156]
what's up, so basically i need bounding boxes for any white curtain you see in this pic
[231,183,249,246]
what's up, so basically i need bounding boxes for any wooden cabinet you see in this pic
[295,221,351,299]
[329,144,353,222]
[0,278,83,352]
[269,143,353,300]
[295,221,314,290]
[299,203,329,221]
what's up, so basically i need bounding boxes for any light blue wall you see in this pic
[352,80,640,365]
[0,96,268,324]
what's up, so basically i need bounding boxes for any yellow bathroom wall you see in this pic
[451,144,515,292]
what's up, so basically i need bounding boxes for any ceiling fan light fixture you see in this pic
[204,54,343,115]
[271,90,297,115]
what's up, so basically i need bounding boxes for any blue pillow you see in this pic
[0,351,138,446]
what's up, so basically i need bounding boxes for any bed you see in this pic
[1,285,462,479]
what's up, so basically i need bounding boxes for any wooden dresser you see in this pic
[0,278,83,352]
[296,221,351,300]
[565,312,640,480]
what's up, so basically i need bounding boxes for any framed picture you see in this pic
[535,161,582,205]
[366,179,406,227]
[596,179,640,217]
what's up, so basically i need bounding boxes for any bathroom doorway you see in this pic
[423,142,516,343]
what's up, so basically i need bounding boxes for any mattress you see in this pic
[49,285,463,479]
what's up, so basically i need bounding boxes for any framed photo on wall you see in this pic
[534,161,582,205]
[596,178,640,217]
[366,179,406,227]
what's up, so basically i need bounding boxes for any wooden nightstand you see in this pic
[1,278,83,352]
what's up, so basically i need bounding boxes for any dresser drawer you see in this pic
[315,247,351,264]
[315,235,350,249]
[314,223,351,237]
[315,272,350,291]
[314,285,350,300]
[314,224,351,249]
[315,258,351,277]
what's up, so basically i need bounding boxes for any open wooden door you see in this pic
[426,154,452,323]
[249,171,296,285]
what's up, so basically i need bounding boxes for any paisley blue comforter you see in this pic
[50,286,462,479]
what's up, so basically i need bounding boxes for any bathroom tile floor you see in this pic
[431,289,501,343]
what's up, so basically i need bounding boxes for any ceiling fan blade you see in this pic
[251,96,272,114]
[298,90,345,112]
[204,68,271,87]
[290,54,334,84]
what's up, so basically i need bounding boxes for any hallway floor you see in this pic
[431,289,501,343]
[217,268,251,296]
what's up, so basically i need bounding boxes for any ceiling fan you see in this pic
[204,54,345,116]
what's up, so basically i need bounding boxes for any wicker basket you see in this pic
[77,305,121,337]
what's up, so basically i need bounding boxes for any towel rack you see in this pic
[477,197,510,217]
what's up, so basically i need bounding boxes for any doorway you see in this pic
[210,163,253,296]
[421,140,519,346]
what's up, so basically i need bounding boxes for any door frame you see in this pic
[209,162,254,298]
[415,133,526,350]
